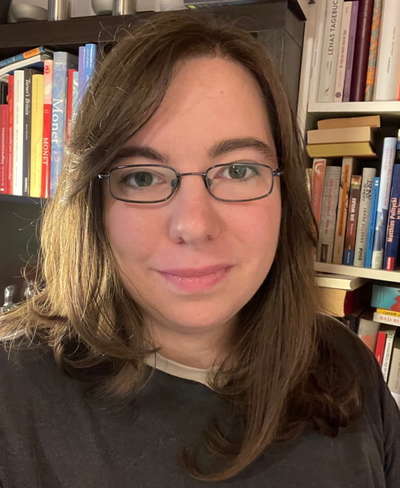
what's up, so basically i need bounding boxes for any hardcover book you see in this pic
[343,175,362,265]
[371,284,400,311]
[364,0,382,101]
[317,114,381,130]
[383,164,400,270]
[364,176,380,267]
[306,141,376,158]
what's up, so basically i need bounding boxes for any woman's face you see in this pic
[103,56,281,338]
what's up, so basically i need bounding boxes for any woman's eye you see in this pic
[219,164,258,180]
[122,171,161,187]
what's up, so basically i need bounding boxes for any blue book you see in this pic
[364,176,380,268]
[371,137,397,268]
[383,164,400,270]
[77,46,86,105]
[84,43,97,92]
[71,71,79,128]
[0,47,52,68]
[50,52,78,196]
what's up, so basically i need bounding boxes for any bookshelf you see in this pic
[0,1,307,303]
[315,262,400,283]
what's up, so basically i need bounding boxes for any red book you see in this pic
[41,59,53,199]
[0,104,9,193]
[65,68,77,145]
[7,74,14,195]
[350,0,374,101]
[374,331,387,366]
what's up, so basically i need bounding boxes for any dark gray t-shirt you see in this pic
[0,327,399,487]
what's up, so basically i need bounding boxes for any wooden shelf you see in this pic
[315,262,400,284]
[0,194,45,206]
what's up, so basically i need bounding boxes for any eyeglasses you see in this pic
[97,162,283,204]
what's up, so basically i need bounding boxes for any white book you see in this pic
[381,327,397,382]
[388,339,400,397]
[307,0,327,106]
[318,0,344,102]
[353,167,376,267]
[373,311,400,327]
[317,166,341,263]
[332,157,354,264]
[334,1,352,102]
[372,137,397,269]
[12,70,25,196]
[358,318,380,352]
[373,0,400,101]
[315,273,367,290]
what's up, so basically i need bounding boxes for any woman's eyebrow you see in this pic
[209,137,277,161]
[113,145,169,163]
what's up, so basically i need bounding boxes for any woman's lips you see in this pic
[157,265,233,292]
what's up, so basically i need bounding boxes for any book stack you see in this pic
[0,44,97,199]
[308,115,400,271]
[315,0,400,102]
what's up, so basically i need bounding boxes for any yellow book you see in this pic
[376,308,400,317]
[30,74,44,197]
[306,142,376,158]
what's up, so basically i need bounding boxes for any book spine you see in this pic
[364,0,383,101]
[382,329,396,382]
[41,59,53,199]
[311,158,327,226]
[350,0,374,101]
[373,0,400,100]
[0,104,8,193]
[342,0,359,102]
[383,164,400,270]
[50,52,78,196]
[358,318,380,352]
[388,342,400,403]
[22,70,34,196]
[7,75,14,195]
[0,47,51,69]
[78,45,86,104]
[364,176,380,267]
[373,311,400,327]
[372,137,397,268]
[374,330,387,366]
[65,68,76,146]
[343,175,362,265]
[84,43,97,90]
[13,71,24,196]
[332,156,354,264]
[376,308,400,317]
[30,74,44,198]
[71,70,79,132]
[353,167,376,266]
[308,0,328,105]
[318,0,344,102]
[317,166,341,262]
[334,1,352,102]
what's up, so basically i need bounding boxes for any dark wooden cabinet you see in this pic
[0,1,305,303]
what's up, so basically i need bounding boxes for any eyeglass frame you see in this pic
[97,162,283,204]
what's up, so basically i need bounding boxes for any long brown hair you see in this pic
[0,12,362,481]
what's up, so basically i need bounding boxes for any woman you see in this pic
[0,12,398,487]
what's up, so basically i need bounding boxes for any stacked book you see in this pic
[0,44,97,199]
[307,115,400,271]
[314,0,400,102]
[316,273,400,407]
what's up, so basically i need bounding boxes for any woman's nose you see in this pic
[167,174,223,246]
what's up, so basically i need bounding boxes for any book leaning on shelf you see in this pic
[0,44,97,199]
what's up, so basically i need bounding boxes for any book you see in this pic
[318,0,344,102]
[371,137,397,268]
[307,126,374,145]
[373,0,400,101]
[364,0,383,101]
[84,43,97,94]
[374,330,387,366]
[0,104,9,194]
[358,317,380,351]
[13,70,25,196]
[383,163,400,270]
[381,326,397,381]
[311,158,327,227]
[317,114,381,130]
[350,0,374,101]
[306,141,376,158]
[7,75,14,196]
[371,284,400,310]
[65,68,77,145]
[343,175,362,265]
[308,0,328,105]
[334,1,352,102]
[364,176,380,267]
[22,69,36,196]
[71,70,79,131]
[373,310,400,327]
[376,309,400,317]
[332,157,354,264]
[317,165,341,263]
[353,167,376,267]
[50,52,78,196]
[318,284,370,317]
[29,74,44,198]
[41,59,53,199]
[0,53,52,83]
[388,338,400,403]
[343,0,359,102]
[78,45,86,104]
[0,47,53,69]
[315,273,367,291]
